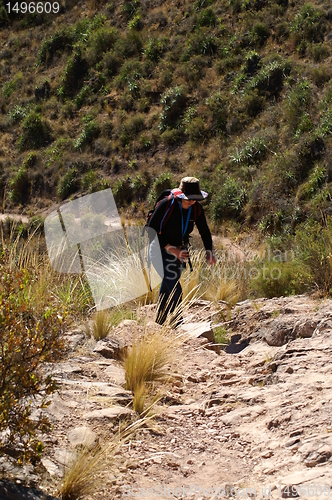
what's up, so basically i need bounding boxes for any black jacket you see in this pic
[148,198,213,251]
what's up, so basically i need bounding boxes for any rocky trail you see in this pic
[1,295,332,500]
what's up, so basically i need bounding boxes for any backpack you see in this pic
[145,188,202,235]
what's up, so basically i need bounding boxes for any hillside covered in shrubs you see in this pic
[0,0,331,233]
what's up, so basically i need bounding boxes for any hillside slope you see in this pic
[0,0,331,232]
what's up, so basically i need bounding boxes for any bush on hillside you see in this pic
[290,4,326,47]
[9,168,30,204]
[18,112,52,150]
[57,167,80,200]
[147,172,174,206]
[159,86,187,131]
[58,49,88,97]
[0,256,64,462]
[295,217,332,294]
[210,176,247,221]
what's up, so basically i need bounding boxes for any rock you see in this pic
[44,395,78,421]
[83,406,132,421]
[304,449,331,467]
[263,319,294,346]
[53,448,77,467]
[104,364,126,386]
[63,333,85,349]
[93,336,127,360]
[118,319,137,328]
[313,319,332,336]
[261,450,273,458]
[285,438,300,447]
[0,480,59,500]
[67,427,98,449]
[180,322,214,342]
[41,458,61,477]
[292,319,317,339]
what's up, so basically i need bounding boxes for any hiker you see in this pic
[148,177,216,326]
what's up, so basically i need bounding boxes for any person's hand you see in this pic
[165,245,189,263]
[206,250,216,266]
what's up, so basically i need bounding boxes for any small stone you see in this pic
[41,458,60,477]
[67,427,97,449]
[93,336,127,360]
[285,438,300,448]
[261,450,273,458]
[83,407,132,421]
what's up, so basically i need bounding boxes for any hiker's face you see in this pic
[181,200,196,209]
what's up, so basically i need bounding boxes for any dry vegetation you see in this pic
[0,0,331,234]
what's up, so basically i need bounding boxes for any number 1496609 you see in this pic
[6,2,60,14]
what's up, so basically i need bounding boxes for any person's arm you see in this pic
[165,244,189,263]
[195,206,216,265]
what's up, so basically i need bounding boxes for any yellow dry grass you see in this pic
[58,419,146,500]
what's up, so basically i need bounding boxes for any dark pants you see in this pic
[149,243,184,326]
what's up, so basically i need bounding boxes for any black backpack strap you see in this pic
[159,193,176,233]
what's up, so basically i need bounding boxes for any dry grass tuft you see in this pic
[91,309,113,340]
[58,420,145,500]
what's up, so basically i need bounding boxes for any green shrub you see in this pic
[248,60,290,98]
[295,218,332,294]
[250,23,269,47]
[128,13,143,30]
[242,91,264,117]
[241,0,268,11]
[131,172,150,199]
[9,167,30,204]
[87,26,118,64]
[317,108,332,138]
[205,92,227,134]
[308,43,330,63]
[197,8,216,27]
[122,0,140,20]
[8,105,27,124]
[57,167,80,200]
[147,172,174,206]
[101,50,122,77]
[19,112,52,150]
[2,79,16,98]
[210,176,247,221]
[159,86,187,131]
[284,79,311,133]
[113,176,133,204]
[185,117,206,142]
[58,49,88,97]
[119,114,145,146]
[160,128,184,146]
[249,258,309,298]
[296,164,327,201]
[144,37,168,62]
[229,136,268,166]
[290,4,325,47]
[75,120,101,150]
[114,31,142,58]
[37,28,74,65]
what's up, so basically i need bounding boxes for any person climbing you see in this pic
[148,176,216,326]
